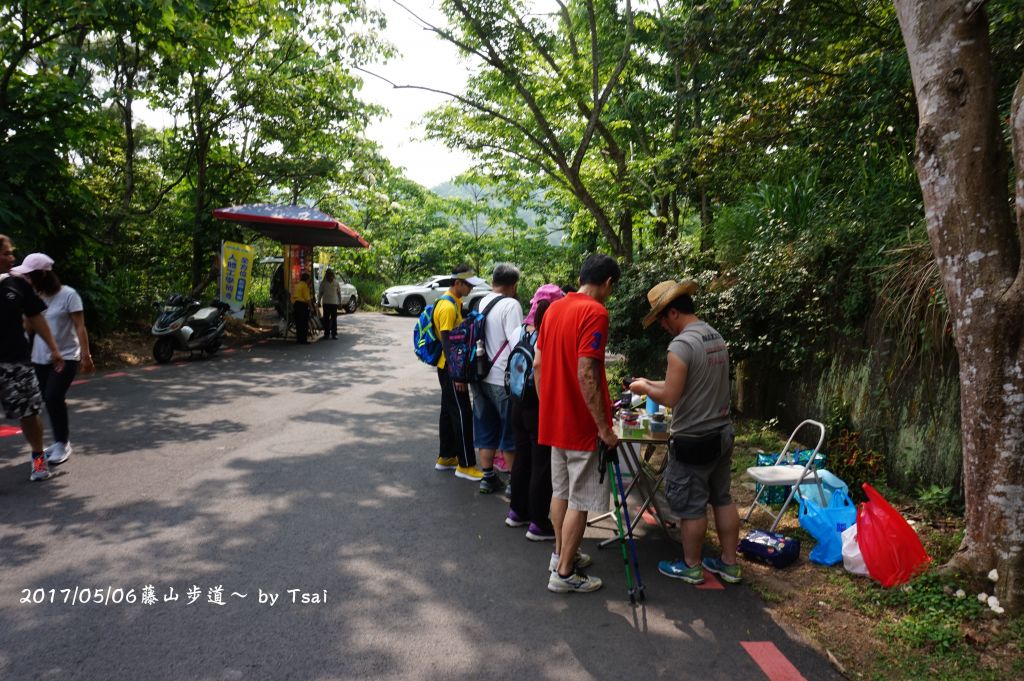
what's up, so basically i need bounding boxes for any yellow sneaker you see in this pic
[455,465,483,481]
[435,456,458,471]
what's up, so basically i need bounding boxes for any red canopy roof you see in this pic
[212,204,369,248]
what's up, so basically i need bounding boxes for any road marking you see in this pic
[740,641,808,681]
[71,379,90,386]
[0,425,23,438]
[696,569,724,590]
[143,365,160,371]
[104,372,128,378]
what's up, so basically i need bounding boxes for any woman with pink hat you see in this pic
[504,283,565,541]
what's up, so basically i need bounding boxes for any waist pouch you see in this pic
[669,430,722,466]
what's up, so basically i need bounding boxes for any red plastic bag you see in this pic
[856,483,931,587]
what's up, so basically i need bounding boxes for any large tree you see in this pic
[893,0,1024,611]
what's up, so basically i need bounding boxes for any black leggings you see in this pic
[509,397,554,533]
[33,360,79,444]
[294,302,310,343]
[321,304,338,338]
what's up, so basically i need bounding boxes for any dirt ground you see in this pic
[90,312,277,369]
[724,443,1022,681]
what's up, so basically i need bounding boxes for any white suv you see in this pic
[380,275,492,316]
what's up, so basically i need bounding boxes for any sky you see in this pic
[361,1,476,188]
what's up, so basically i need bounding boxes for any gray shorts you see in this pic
[664,425,735,519]
[551,446,610,513]
[1,362,42,419]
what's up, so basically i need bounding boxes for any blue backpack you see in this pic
[412,294,456,366]
[445,295,508,382]
[504,325,537,402]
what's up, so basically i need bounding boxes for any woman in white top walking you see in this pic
[17,253,94,465]
[317,268,343,339]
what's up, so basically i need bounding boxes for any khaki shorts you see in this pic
[665,425,735,519]
[551,446,610,513]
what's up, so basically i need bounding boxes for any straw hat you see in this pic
[642,279,698,328]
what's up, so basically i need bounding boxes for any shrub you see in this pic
[826,429,885,496]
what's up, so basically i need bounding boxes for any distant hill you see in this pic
[431,181,564,245]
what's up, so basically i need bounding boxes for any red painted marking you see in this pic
[222,348,236,354]
[695,569,724,590]
[257,340,269,344]
[71,379,90,386]
[104,372,128,378]
[740,642,808,681]
[242,344,254,349]
[142,365,160,371]
[175,362,187,367]
[0,425,23,438]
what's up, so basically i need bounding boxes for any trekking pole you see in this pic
[601,442,637,603]
[611,452,646,603]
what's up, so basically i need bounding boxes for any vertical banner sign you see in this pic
[220,241,256,313]
[287,244,314,297]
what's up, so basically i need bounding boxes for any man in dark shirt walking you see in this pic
[1,234,64,482]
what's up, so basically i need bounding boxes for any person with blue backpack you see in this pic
[468,263,523,495]
[504,283,565,540]
[428,265,486,482]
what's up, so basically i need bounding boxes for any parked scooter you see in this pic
[151,294,231,364]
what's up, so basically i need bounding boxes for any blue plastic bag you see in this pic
[799,489,856,566]
[797,470,849,507]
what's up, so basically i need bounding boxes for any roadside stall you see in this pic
[212,203,369,339]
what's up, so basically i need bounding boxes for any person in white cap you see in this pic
[19,252,94,466]
[0,236,64,482]
[629,280,741,585]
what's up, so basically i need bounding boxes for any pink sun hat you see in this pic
[524,283,565,326]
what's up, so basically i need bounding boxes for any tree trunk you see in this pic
[893,0,1024,612]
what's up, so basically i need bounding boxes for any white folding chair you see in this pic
[743,419,827,532]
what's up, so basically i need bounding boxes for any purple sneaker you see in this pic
[505,509,528,528]
[526,523,556,541]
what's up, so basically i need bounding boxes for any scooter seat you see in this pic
[191,307,220,323]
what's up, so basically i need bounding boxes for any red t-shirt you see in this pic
[536,293,612,451]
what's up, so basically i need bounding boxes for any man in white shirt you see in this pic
[471,263,524,494]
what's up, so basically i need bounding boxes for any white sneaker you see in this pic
[47,442,72,465]
[547,570,602,593]
[548,550,593,573]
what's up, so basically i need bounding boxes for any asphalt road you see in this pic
[0,312,843,681]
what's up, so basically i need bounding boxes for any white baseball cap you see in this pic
[10,252,54,276]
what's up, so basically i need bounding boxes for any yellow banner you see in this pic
[220,241,256,313]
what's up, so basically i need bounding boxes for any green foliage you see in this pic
[916,485,958,516]
[864,572,983,656]
[734,418,785,453]
[826,429,886,495]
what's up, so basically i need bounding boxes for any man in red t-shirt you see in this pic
[535,253,620,594]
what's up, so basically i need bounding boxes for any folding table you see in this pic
[591,428,673,549]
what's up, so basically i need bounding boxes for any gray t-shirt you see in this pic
[31,286,83,363]
[668,320,731,435]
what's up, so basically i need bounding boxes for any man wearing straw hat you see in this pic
[629,280,741,585]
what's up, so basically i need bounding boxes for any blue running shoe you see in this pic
[658,559,704,584]
[702,556,742,584]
